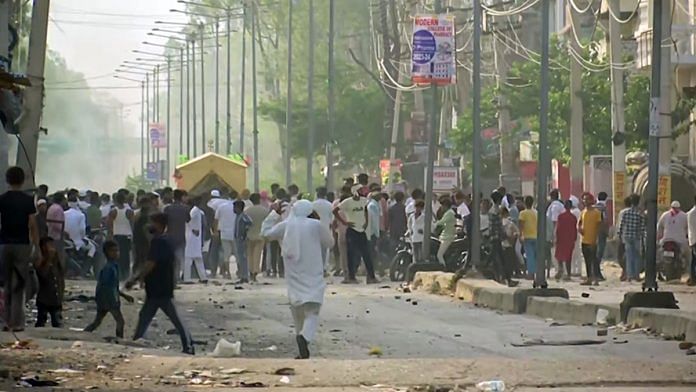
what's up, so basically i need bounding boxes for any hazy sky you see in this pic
[47,0,189,131]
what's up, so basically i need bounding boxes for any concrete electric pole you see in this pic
[608,0,627,223]
[568,1,585,197]
[15,0,50,188]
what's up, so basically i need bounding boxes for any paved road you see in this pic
[56,277,691,362]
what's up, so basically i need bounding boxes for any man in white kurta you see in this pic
[261,200,334,359]
[184,198,207,282]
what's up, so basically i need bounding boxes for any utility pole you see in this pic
[493,22,515,192]
[534,0,551,289]
[166,56,171,184]
[251,0,259,191]
[215,17,220,153]
[568,2,584,197]
[199,23,206,152]
[226,9,232,155]
[15,0,50,188]
[146,73,151,167]
[186,40,192,158]
[469,0,482,268]
[307,0,315,192]
[326,0,335,189]
[644,0,666,291]
[192,38,197,156]
[155,65,160,167]
[179,47,184,159]
[141,81,145,177]
[422,0,443,260]
[239,3,247,154]
[285,0,293,186]
[608,0,626,223]
[0,0,11,189]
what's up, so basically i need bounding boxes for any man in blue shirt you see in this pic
[84,240,133,337]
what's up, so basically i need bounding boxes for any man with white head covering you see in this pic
[261,200,334,359]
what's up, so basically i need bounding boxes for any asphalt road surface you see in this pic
[54,277,690,362]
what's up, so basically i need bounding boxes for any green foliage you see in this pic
[125,173,154,193]
[450,37,654,171]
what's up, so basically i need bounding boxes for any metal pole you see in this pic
[146,72,151,167]
[226,10,232,155]
[326,0,335,189]
[192,38,198,156]
[252,1,259,191]
[240,4,247,154]
[166,57,171,185]
[644,0,663,291]
[141,81,145,177]
[307,0,315,192]
[200,23,207,152]
[13,0,50,188]
[155,64,160,171]
[215,17,220,153]
[535,0,551,289]
[285,0,293,186]
[179,47,184,158]
[469,0,482,271]
[186,40,192,158]
[422,0,442,259]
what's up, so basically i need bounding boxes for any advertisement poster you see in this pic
[411,14,455,86]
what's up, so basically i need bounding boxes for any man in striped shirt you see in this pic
[618,194,646,281]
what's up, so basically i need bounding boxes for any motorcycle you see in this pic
[659,241,684,281]
[402,235,470,283]
[64,236,102,278]
[388,236,412,282]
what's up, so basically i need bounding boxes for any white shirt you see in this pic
[408,212,425,243]
[405,198,416,216]
[100,204,112,218]
[207,197,227,212]
[215,202,237,241]
[688,207,696,246]
[185,206,204,258]
[312,198,334,229]
[64,207,86,250]
[339,197,368,233]
[658,209,688,245]
[456,202,471,218]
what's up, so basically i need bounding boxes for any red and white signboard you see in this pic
[427,166,459,192]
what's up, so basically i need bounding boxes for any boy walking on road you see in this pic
[126,213,194,355]
[84,240,134,337]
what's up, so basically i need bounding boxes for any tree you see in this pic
[450,36,655,174]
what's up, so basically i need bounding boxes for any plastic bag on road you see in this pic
[476,380,505,391]
[211,338,241,357]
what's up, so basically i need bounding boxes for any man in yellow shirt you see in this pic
[518,196,538,280]
[579,193,602,286]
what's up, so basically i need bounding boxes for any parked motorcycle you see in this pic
[659,241,684,281]
[64,236,102,278]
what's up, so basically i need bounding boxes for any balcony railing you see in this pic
[635,24,696,69]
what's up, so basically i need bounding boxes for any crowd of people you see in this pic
[2,164,696,358]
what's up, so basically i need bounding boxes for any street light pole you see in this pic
[186,39,192,158]
[535,0,551,289]
[146,72,151,168]
[251,1,259,191]
[469,0,483,271]
[307,0,315,192]
[199,23,207,152]
[166,56,171,185]
[326,0,335,189]
[239,3,247,154]
[285,0,293,186]
[192,37,198,156]
[226,9,232,155]
[215,17,220,153]
[179,47,184,159]
[155,64,160,170]
[141,81,145,177]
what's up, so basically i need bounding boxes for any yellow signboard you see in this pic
[657,175,671,210]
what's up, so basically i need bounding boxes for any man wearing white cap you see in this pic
[658,200,689,275]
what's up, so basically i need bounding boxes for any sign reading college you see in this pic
[411,15,455,86]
